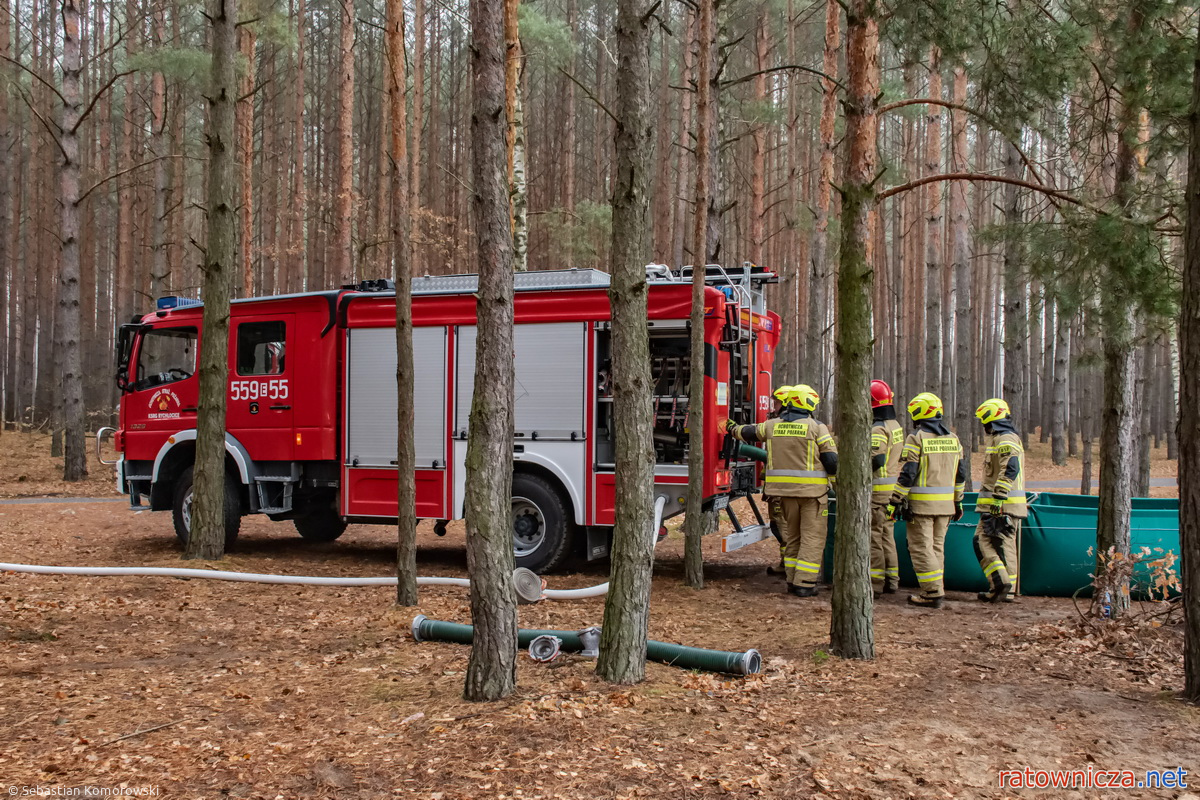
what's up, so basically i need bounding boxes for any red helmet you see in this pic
[870,379,894,408]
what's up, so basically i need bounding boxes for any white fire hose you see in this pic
[0,495,670,603]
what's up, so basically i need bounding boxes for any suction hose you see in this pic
[411,615,762,676]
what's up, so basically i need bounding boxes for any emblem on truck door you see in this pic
[147,388,181,419]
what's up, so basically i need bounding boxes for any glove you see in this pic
[723,418,738,434]
[952,501,963,522]
[986,502,1004,517]
[885,503,898,522]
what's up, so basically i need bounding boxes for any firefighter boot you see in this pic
[907,594,943,609]
[789,585,819,598]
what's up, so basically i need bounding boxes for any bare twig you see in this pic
[98,716,196,747]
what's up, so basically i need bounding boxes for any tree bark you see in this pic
[149,3,170,299]
[387,0,418,607]
[1096,5,1146,618]
[950,65,972,482]
[0,0,9,432]
[464,0,518,702]
[596,0,655,684]
[1001,140,1026,438]
[237,25,257,296]
[187,0,239,561]
[58,0,87,481]
[748,7,767,267]
[923,48,943,392]
[829,0,876,661]
[288,0,307,289]
[1135,338,1153,496]
[334,0,355,284]
[1180,16,1200,702]
[806,0,839,384]
[684,0,714,589]
[412,0,425,273]
[1051,301,1070,465]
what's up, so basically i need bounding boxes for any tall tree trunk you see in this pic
[238,25,257,296]
[597,0,655,684]
[289,0,306,289]
[334,0,355,283]
[1051,301,1070,465]
[58,0,87,481]
[950,65,972,482]
[387,0,418,607]
[748,7,767,267]
[1180,16,1200,701]
[1135,337,1153,495]
[149,3,170,298]
[829,0,876,661]
[187,0,239,561]
[503,0,527,271]
[683,0,714,589]
[1001,140,1026,439]
[1097,7,1146,618]
[0,0,11,431]
[464,0,518,702]
[670,4,693,267]
[411,0,425,273]
[923,49,942,392]
[807,0,839,384]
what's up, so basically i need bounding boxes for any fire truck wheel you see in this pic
[511,473,573,573]
[172,466,241,548]
[294,501,348,542]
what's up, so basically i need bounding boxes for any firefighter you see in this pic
[764,385,794,577]
[725,384,837,597]
[869,379,903,595]
[973,398,1026,603]
[887,392,966,609]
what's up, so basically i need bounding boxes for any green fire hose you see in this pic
[735,443,767,462]
[411,615,762,676]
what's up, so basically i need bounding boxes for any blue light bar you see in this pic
[156,296,203,310]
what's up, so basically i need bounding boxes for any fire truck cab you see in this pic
[103,265,780,573]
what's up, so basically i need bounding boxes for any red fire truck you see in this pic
[99,265,780,572]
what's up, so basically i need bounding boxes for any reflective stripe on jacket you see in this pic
[870,419,904,506]
[734,414,837,498]
[976,430,1027,518]
[891,429,964,515]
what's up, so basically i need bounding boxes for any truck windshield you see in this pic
[132,327,197,392]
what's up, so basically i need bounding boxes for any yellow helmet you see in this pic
[975,397,1011,425]
[789,384,820,412]
[907,392,943,421]
[772,385,794,404]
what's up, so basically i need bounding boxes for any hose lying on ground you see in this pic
[411,614,762,676]
[0,493,670,603]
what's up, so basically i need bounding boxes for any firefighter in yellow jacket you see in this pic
[869,380,903,595]
[973,398,1026,603]
[888,392,966,609]
[726,384,838,597]
[764,385,794,577]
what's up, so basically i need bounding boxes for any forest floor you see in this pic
[1,431,1196,799]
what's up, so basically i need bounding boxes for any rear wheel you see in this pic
[294,495,348,542]
[511,473,574,573]
[172,466,241,548]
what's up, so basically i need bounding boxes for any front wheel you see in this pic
[172,466,241,548]
[511,473,574,573]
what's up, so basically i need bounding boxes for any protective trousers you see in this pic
[973,517,1021,595]
[869,505,900,592]
[778,496,827,588]
[906,514,949,598]
[767,496,785,569]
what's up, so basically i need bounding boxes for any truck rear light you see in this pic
[296,433,303,446]
[717,470,731,486]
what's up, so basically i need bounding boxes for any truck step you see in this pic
[721,523,772,553]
